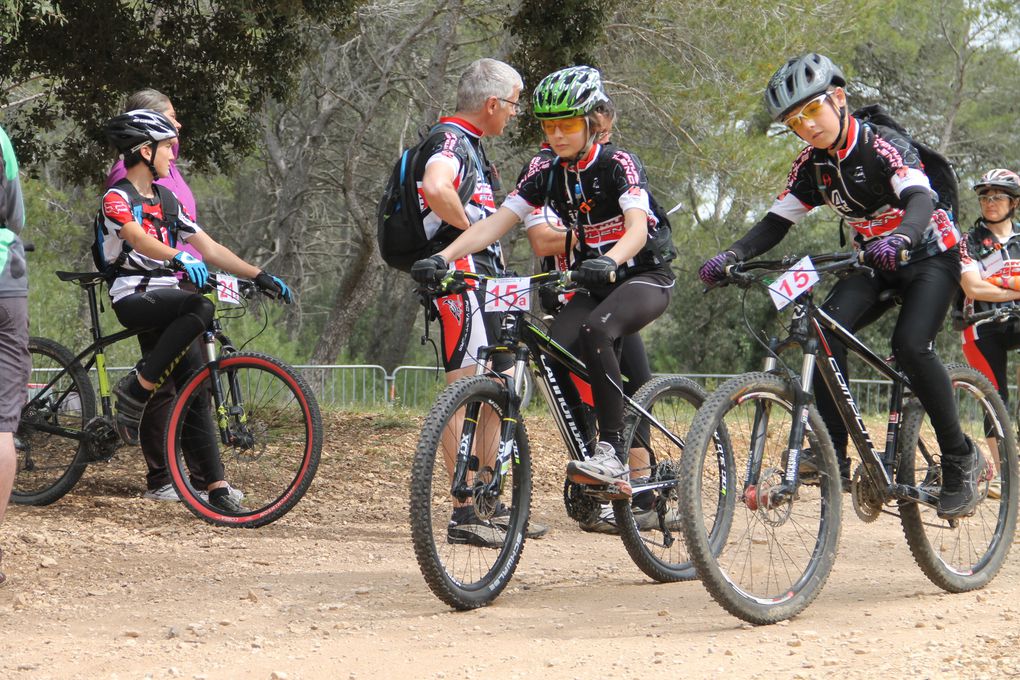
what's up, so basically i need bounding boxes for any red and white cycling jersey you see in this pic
[100,185,202,303]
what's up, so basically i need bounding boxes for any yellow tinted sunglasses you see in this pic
[782,93,830,131]
[541,117,587,135]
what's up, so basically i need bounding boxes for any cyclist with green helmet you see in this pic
[412,66,676,498]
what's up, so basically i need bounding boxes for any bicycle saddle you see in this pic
[55,271,108,287]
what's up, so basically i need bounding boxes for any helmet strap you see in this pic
[826,98,849,153]
[567,120,598,167]
[144,142,159,181]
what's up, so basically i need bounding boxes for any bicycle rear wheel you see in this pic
[614,375,733,582]
[410,376,532,610]
[13,337,95,505]
[679,372,842,624]
[166,352,322,528]
[897,364,1018,592]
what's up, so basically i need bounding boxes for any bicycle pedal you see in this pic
[584,480,632,501]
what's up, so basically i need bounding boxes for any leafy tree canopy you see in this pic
[0,0,360,179]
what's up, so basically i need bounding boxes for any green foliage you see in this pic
[0,0,360,180]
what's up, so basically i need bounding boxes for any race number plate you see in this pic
[768,256,819,310]
[484,277,531,312]
[216,274,242,305]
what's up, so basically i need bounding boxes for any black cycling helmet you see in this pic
[764,53,847,122]
[973,168,1020,198]
[103,109,177,154]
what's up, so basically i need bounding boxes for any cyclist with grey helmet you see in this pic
[699,53,980,520]
[960,169,1020,403]
[412,66,676,498]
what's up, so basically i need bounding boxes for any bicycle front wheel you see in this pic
[13,337,95,505]
[679,373,842,625]
[409,376,532,610]
[614,375,732,582]
[166,352,322,528]
[897,364,1018,592]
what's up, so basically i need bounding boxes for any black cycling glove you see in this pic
[575,255,618,285]
[410,254,449,284]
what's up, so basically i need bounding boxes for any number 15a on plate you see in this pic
[484,277,531,312]
[768,256,819,310]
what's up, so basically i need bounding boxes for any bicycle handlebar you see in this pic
[961,304,1020,326]
[718,252,868,289]
[417,268,605,297]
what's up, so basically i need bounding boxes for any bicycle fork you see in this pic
[198,331,249,448]
[450,349,527,515]
[744,348,818,510]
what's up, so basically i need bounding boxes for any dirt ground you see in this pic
[2,410,1019,680]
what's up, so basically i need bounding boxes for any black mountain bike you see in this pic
[679,252,1018,624]
[409,270,734,610]
[16,270,322,528]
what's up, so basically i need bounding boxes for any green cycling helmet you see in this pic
[532,66,609,120]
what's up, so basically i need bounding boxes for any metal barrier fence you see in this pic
[54,365,1018,413]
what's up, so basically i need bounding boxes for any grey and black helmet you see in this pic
[764,53,847,122]
[103,109,177,154]
[974,168,1020,198]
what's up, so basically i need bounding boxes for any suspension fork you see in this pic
[474,346,529,503]
[197,330,237,444]
[744,338,783,489]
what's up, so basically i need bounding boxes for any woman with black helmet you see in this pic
[699,53,980,520]
[99,108,292,512]
[960,169,1020,402]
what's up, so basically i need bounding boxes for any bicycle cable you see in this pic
[740,284,796,378]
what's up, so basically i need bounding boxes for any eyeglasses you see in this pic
[782,93,831,131]
[540,117,587,136]
[497,97,522,113]
[978,193,1014,204]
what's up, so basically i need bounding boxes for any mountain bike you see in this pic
[678,252,1018,624]
[409,270,735,610]
[15,270,322,528]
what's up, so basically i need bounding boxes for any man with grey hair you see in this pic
[414,58,546,545]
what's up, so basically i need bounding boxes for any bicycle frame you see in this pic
[749,285,941,509]
[438,273,686,503]
[25,272,251,448]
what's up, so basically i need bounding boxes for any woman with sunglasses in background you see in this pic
[959,170,1020,405]
[699,53,980,519]
[411,66,676,498]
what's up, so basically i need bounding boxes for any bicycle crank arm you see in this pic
[890,483,938,508]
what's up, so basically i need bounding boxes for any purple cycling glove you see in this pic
[863,235,908,271]
[699,251,737,285]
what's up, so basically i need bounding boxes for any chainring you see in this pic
[563,479,601,525]
[851,464,883,523]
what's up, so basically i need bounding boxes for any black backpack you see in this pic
[852,104,959,219]
[376,123,480,271]
[93,179,179,278]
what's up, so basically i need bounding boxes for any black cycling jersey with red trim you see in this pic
[730,116,960,260]
[960,221,1020,320]
[415,116,503,274]
[771,116,934,238]
[504,143,674,278]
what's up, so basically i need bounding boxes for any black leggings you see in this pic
[813,251,967,463]
[113,289,214,385]
[114,288,222,489]
[550,270,673,443]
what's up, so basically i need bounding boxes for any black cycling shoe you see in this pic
[112,373,148,446]
[938,438,981,520]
